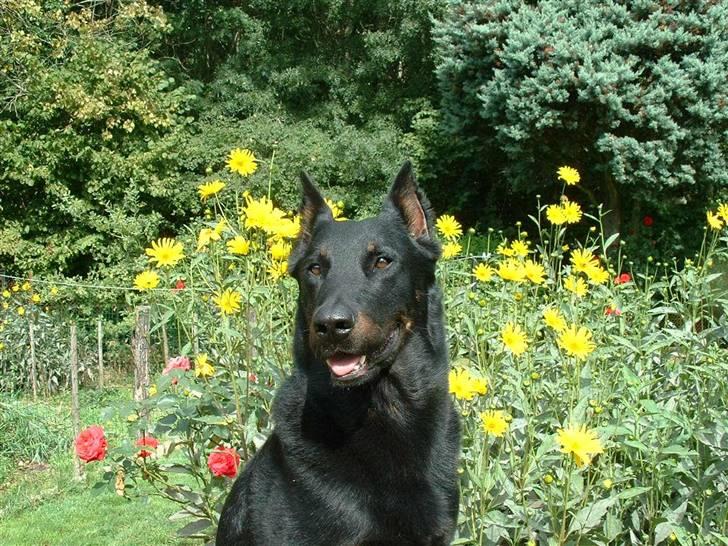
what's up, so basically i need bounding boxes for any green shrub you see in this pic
[0,0,196,282]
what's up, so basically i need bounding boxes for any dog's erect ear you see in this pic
[387,161,435,240]
[288,172,333,276]
[298,171,333,242]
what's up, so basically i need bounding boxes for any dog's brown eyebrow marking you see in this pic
[367,242,378,253]
[318,246,329,258]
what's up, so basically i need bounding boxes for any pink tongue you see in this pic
[326,354,361,377]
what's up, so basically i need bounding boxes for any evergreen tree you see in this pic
[434,0,728,249]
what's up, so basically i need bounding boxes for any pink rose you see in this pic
[75,425,107,463]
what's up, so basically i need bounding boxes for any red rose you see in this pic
[135,435,160,458]
[248,372,258,384]
[207,446,240,478]
[174,279,186,291]
[75,425,107,463]
[163,356,191,375]
[614,273,631,285]
[642,215,654,227]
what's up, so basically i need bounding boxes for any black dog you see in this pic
[217,162,460,545]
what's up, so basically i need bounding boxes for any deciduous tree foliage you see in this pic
[0,0,195,281]
[433,0,728,248]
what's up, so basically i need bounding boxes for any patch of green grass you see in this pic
[0,386,195,545]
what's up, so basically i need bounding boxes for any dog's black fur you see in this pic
[217,162,460,545]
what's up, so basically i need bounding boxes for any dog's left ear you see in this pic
[387,161,431,238]
[385,161,440,259]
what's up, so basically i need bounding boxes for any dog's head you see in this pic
[288,161,441,386]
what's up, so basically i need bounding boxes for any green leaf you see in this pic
[568,498,615,535]
[176,518,211,537]
[616,486,652,500]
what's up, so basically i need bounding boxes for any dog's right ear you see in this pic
[288,172,333,275]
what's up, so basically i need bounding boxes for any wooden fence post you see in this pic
[161,320,170,368]
[70,322,82,480]
[29,322,38,401]
[97,318,104,390]
[132,306,150,403]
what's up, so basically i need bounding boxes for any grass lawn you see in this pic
[0,386,195,546]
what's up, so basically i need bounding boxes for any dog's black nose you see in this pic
[313,308,355,341]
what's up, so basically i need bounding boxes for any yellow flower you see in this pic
[31,294,41,304]
[324,198,347,221]
[558,325,596,360]
[562,201,583,224]
[510,239,529,257]
[148,384,157,396]
[228,148,258,176]
[269,240,292,261]
[449,369,472,400]
[543,307,567,332]
[197,180,226,201]
[472,263,494,282]
[448,369,487,401]
[227,236,250,256]
[146,238,185,267]
[269,215,301,240]
[501,322,528,356]
[585,264,609,285]
[17,307,25,316]
[546,204,567,225]
[213,289,242,315]
[564,275,588,297]
[197,228,219,251]
[707,210,723,231]
[0,342,4,351]
[557,424,604,467]
[497,259,526,282]
[194,354,215,378]
[2,290,9,298]
[524,259,546,285]
[50,286,58,296]
[436,214,463,240]
[570,248,597,274]
[557,165,581,185]
[268,260,289,281]
[21,282,30,291]
[470,376,488,396]
[480,410,509,437]
[497,241,516,257]
[243,195,288,234]
[718,203,728,223]
[441,241,462,259]
[134,270,160,291]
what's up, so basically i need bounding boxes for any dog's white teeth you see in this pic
[359,355,366,365]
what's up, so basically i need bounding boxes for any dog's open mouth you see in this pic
[324,328,400,382]
[326,353,367,379]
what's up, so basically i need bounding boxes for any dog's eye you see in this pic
[308,263,322,276]
[374,256,392,270]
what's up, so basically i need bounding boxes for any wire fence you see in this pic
[0,272,185,396]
